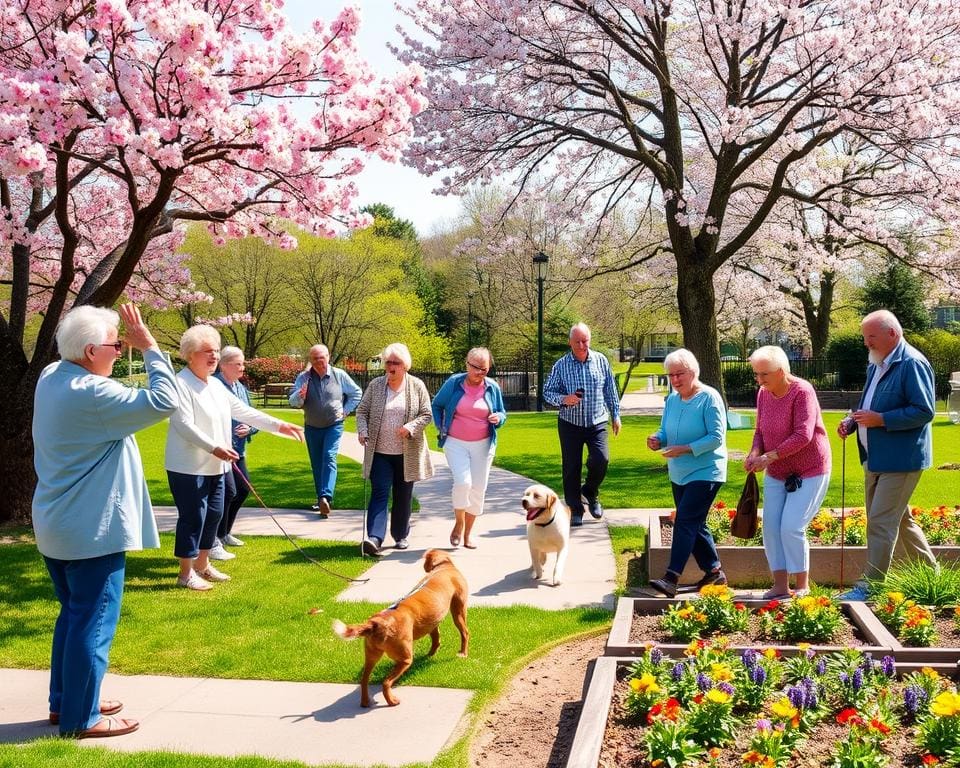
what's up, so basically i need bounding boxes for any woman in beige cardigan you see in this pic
[355,343,434,555]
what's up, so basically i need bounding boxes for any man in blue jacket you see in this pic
[838,309,937,600]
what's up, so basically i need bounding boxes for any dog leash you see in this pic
[233,465,370,584]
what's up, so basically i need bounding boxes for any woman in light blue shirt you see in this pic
[646,349,728,597]
[33,304,177,738]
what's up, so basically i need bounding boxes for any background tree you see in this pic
[0,3,425,522]
[399,0,960,394]
[860,260,932,333]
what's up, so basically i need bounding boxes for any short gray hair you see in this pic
[56,305,119,362]
[382,342,412,371]
[569,322,591,340]
[862,309,903,336]
[663,348,700,379]
[220,346,244,365]
[749,345,791,375]
[466,346,493,369]
[179,324,221,360]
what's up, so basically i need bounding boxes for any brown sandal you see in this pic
[74,715,139,739]
[50,699,123,725]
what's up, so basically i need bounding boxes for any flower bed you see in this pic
[647,511,960,587]
[606,596,891,659]
[864,596,960,665]
[567,644,960,768]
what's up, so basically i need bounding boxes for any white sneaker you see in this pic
[177,572,213,591]
[196,564,231,582]
[209,543,236,560]
[223,534,244,547]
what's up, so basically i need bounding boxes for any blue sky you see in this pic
[283,1,464,235]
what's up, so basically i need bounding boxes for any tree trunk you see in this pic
[0,346,42,525]
[676,263,724,398]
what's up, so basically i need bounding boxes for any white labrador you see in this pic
[521,484,571,586]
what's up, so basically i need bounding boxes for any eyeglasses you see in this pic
[467,361,488,372]
[384,360,403,367]
[97,342,124,352]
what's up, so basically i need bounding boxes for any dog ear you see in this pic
[424,549,450,572]
[545,489,559,510]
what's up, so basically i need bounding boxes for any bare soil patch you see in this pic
[469,632,607,768]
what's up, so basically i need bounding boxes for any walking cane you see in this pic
[839,422,848,590]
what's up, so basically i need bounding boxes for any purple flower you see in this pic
[672,662,685,680]
[755,718,772,732]
[839,672,849,685]
[651,648,664,665]
[718,681,735,695]
[741,649,758,669]
[880,656,895,677]
[815,657,827,675]
[852,668,864,692]
[697,672,712,692]
[904,686,921,718]
[787,685,805,710]
[750,665,767,685]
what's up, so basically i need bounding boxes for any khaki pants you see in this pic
[863,465,936,581]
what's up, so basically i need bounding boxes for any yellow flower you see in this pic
[796,642,811,651]
[922,667,942,680]
[677,607,693,619]
[762,647,780,660]
[887,591,905,604]
[771,697,799,721]
[705,688,731,705]
[695,612,708,622]
[629,672,661,695]
[930,691,960,718]
[710,662,734,682]
[700,584,732,600]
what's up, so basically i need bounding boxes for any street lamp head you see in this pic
[533,250,549,281]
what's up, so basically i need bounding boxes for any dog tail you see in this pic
[332,618,373,640]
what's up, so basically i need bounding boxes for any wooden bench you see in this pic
[262,382,294,407]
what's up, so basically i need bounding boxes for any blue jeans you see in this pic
[44,552,125,734]
[305,422,344,502]
[366,452,414,545]
[762,473,830,573]
[168,471,225,558]
[219,456,250,538]
[667,481,722,576]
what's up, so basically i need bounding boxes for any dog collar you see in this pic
[534,513,556,528]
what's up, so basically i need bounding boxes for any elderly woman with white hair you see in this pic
[33,304,176,738]
[646,348,728,597]
[355,342,434,556]
[166,325,304,590]
[212,346,257,555]
[746,345,831,599]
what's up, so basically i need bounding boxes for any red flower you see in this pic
[647,697,682,724]
[765,600,781,610]
[922,755,940,765]
[869,718,891,735]
[693,693,704,705]
[836,708,861,726]
[735,602,746,611]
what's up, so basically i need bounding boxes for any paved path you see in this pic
[1,430,629,766]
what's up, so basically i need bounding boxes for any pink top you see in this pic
[447,382,491,442]
[751,378,831,480]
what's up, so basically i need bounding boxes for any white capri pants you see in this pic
[762,472,830,574]
[443,436,496,516]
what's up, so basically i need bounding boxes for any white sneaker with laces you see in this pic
[223,534,244,547]
[196,564,231,582]
[177,572,213,591]
[209,542,236,560]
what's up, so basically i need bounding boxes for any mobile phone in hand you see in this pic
[575,388,584,398]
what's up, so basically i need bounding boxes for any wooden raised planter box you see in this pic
[565,654,960,768]
[859,607,960,667]
[647,512,960,586]
[605,596,891,658]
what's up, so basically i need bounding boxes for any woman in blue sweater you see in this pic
[646,349,728,597]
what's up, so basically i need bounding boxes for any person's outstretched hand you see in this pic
[119,304,158,352]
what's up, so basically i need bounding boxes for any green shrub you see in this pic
[869,560,960,608]
[825,332,868,389]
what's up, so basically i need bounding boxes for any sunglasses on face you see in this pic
[97,342,124,351]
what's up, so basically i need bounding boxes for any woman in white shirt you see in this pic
[165,325,304,590]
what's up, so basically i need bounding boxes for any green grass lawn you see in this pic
[492,411,960,510]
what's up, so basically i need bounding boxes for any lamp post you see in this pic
[533,251,549,412]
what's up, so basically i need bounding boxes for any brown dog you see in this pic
[332,548,469,707]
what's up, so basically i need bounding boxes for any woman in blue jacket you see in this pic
[432,347,507,549]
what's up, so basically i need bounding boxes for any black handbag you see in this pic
[731,472,760,539]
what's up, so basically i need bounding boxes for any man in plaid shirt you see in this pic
[543,323,622,526]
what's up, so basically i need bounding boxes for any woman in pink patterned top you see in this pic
[745,346,831,599]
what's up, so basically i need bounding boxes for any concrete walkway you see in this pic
[1,430,627,766]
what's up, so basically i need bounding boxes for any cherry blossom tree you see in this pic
[398,0,960,393]
[0,1,426,522]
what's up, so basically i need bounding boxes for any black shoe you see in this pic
[361,538,382,557]
[570,514,584,528]
[395,538,409,550]
[581,487,603,519]
[649,577,678,598]
[696,569,727,590]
